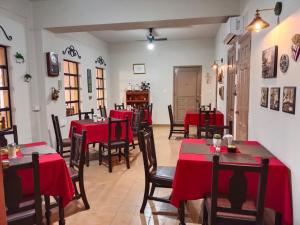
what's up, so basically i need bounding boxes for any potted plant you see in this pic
[15,52,24,63]
[213,134,222,152]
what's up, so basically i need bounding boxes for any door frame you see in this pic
[173,65,202,123]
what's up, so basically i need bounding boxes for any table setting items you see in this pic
[93,114,105,122]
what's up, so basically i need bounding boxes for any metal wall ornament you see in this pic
[280,54,289,73]
[0,25,12,41]
[291,34,300,61]
[95,56,106,66]
[62,45,81,59]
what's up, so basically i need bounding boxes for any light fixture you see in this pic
[211,58,223,70]
[147,41,154,50]
[246,2,282,32]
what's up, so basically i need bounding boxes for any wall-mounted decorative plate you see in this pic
[280,54,289,73]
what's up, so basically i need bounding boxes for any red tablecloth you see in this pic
[184,110,224,131]
[171,139,293,225]
[4,142,74,207]
[70,119,133,147]
[110,109,152,125]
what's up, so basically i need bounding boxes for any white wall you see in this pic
[109,39,216,124]
[215,0,300,224]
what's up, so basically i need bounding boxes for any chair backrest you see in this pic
[107,117,129,145]
[114,103,125,110]
[78,109,94,120]
[148,103,153,117]
[138,128,158,180]
[199,103,212,111]
[0,125,18,147]
[99,105,107,118]
[210,155,269,225]
[168,105,174,126]
[207,121,233,138]
[53,116,64,155]
[70,127,86,173]
[4,152,43,225]
[132,111,141,135]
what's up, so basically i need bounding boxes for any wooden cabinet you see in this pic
[126,91,149,107]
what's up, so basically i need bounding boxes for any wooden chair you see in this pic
[203,155,269,225]
[131,110,142,149]
[168,105,185,139]
[199,103,212,111]
[99,105,107,118]
[51,115,71,157]
[114,103,125,110]
[78,109,94,120]
[197,108,217,139]
[138,127,175,213]
[69,127,90,209]
[0,125,18,147]
[4,152,43,225]
[206,121,233,138]
[99,117,130,172]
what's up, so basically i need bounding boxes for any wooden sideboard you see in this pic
[126,90,149,107]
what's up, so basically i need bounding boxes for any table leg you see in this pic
[275,212,282,225]
[185,125,189,138]
[58,197,65,225]
[178,201,185,225]
[85,147,89,167]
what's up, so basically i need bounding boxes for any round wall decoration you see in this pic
[280,54,289,73]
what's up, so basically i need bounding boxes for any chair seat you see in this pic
[62,138,71,147]
[68,167,79,180]
[151,166,175,185]
[205,197,256,221]
[7,209,36,224]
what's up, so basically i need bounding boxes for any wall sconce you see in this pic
[211,58,223,70]
[246,2,282,32]
[24,73,32,83]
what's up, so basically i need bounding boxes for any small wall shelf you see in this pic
[126,90,149,107]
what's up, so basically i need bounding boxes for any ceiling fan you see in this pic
[146,28,168,42]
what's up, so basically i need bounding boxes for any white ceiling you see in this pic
[90,24,221,43]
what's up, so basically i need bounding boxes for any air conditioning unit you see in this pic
[223,17,244,45]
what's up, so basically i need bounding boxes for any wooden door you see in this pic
[236,33,251,140]
[173,66,201,123]
[226,46,236,126]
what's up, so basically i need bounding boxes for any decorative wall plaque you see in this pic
[279,54,289,73]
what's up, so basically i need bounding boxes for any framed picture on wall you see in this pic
[133,64,146,74]
[262,46,278,78]
[87,69,92,93]
[46,52,59,76]
[261,87,269,108]
[270,87,280,111]
[282,87,296,114]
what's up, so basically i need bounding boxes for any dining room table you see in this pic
[69,118,133,166]
[109,109,152,125]
[184,110,224,137]
[1,141,74,225]
[171,139,293,225]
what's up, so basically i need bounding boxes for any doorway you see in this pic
[226,45,236,127]
[236,33,251,140]
[173,66,202,123]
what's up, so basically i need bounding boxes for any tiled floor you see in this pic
[50,126,275,225]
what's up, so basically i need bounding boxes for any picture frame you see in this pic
[261,87,269,108]
[262,46,278,78]
[270,87,280,111]
[133,64,146,74]
[87,69,92,93]
[46,52,59,76]
[282,87,296,114]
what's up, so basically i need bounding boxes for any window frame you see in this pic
[0,45,13,130]
[63,59,81,117]
[96,67,105,108]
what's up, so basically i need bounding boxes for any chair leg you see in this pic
[203,199,208,225]
[58,197,65,225]
[118,148,122,162]
[149,184,156,197]
[125,146,130,169]
[108,148,112,173]
[73,181,79,197]
[85,148,90,167]
[98,144,102,165]
[140,180,150,213]
[44,195,51,225]
[132,140,135,149]
[168,127,173,139]
[79,178,90,209]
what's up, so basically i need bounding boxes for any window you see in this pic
[96,67,105,107]
[64,60,80,116]
[0,46,12,130]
